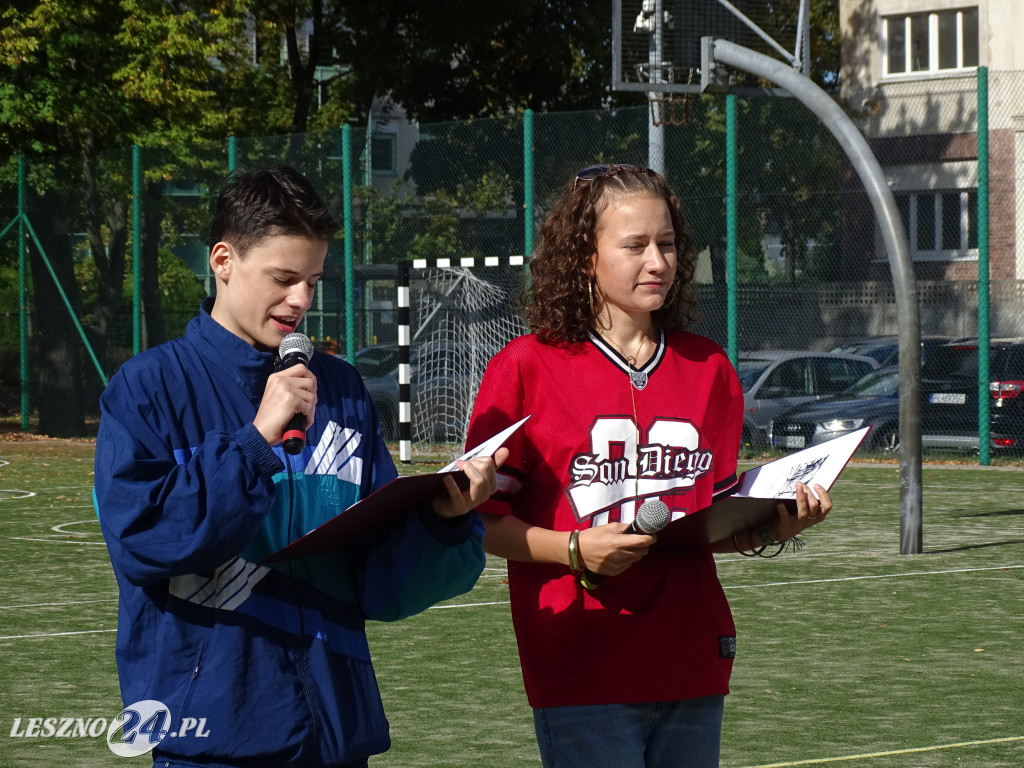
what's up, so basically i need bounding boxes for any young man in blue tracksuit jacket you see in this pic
[94,165,505,768]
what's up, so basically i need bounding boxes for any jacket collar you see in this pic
[187,297,276,400]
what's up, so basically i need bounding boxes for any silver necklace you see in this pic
[615,336,666,523]
[629,367,648,391]
[602,330,651,390]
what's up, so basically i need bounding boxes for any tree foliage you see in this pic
[0,0,248,433]
[0,0,843,434]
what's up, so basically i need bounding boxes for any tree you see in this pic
[242,0,629,131]
[354,0,622,122]
[0,0,247,434]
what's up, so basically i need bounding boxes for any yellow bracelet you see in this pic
[567,530,584,575]
[578,570,602,591]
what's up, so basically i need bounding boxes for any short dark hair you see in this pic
[208,164,340,256]
[524,166,699,344]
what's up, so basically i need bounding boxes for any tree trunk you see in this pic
[81,135,128,345]
[29,189,89,437]
[284,14,316,165]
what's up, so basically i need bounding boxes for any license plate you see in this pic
[777,435,805,448]
[930,393,967,405]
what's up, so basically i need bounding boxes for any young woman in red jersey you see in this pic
[465,164,833,768]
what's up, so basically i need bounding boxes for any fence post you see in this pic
[343,124,355,364]
[363,112,374,347]
[18,156,29,432]
[523,108,534,259]
[228,135,237,173]
[725,93,738,367]
[133,144,142,355]
[977,66,990,465]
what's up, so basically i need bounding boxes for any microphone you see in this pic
[582,499,670,588]
[624,499,671,535]
[277,333,314,455]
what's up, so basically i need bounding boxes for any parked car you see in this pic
[737,351,880,449]
[769,366,900,453]
[920,338,1024,454]
[829,335,955,367]
[350,341,499,442]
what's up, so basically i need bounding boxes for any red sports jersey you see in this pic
[467,330,744,708]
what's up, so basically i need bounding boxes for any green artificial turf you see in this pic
[1,443,1021,767]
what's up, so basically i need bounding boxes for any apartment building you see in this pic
[840,0,1024,281]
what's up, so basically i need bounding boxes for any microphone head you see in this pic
[634,499,671,534]
[279,332,313,363]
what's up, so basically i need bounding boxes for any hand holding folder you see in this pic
[263,416,530,564]
[655,426,869,550]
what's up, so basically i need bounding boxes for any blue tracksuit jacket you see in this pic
[94,301,485,767]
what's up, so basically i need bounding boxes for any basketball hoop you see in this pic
[649,93,697,127]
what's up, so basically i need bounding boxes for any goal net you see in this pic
[407,265,528,459]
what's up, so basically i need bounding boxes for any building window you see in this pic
[883,7,978,77]
[895,189,978,260]
[368,133,398,176]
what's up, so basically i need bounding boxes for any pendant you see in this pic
[630,369,648,390]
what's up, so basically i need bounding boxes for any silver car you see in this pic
[737,350,880,449]
[349,341,499,442]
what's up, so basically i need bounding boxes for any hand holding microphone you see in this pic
[277,334,315,454]
[253,333,316,454]
[579,500,670,589]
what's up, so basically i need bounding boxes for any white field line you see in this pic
[1,560,1015,606]
[8,536,106,545]
[0,506,97,518]
[4,564,1018,636]
[0,490,36,500]
[50,520,99,535]
[735,735,1024,767]
[434,563,1024,610]
[716,546,1024,566]
[722,563,1024,590]
[0,628,117,640]
[715,550,883,565]
[1,485,96,493]
[0,597,116,609]
[431,600,511,610]
[0,510,97,525]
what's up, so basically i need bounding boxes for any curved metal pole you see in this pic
[708,38,923,554]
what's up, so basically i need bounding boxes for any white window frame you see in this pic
[880,7,979,79]
[369,132,399,177]
[895,189,978,262]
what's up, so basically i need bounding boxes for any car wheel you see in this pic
[871,424,899,453]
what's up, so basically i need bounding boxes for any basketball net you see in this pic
[649,93,697,127]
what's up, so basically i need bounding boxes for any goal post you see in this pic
[393,258,529,463]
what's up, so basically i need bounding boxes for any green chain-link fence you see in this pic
[2,70,1020,461]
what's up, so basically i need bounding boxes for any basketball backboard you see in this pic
[612,0,810,94]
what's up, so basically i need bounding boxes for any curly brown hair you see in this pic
[523,165,699,344]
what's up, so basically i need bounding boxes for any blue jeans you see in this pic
[533,696,725,768]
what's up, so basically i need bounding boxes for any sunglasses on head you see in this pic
[572,164,657,191]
